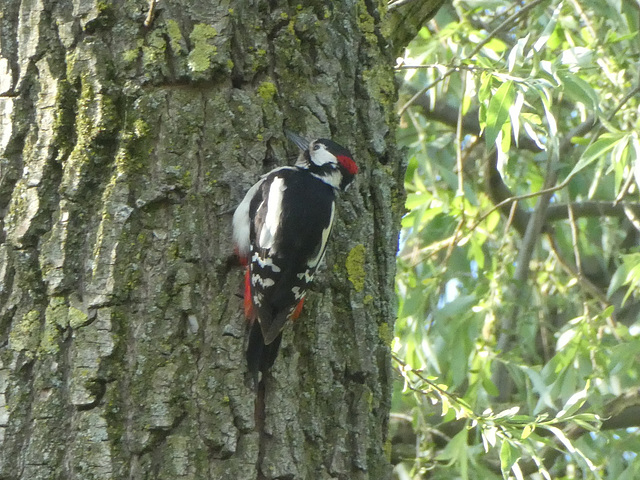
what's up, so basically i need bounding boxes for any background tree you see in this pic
[0,0,446,478]
[393,0,640,478]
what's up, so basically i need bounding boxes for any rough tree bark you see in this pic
[0,0,410,479]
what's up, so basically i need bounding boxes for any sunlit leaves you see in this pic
[567,133,628,179]
[395,356,602,479]
[555,382,590,419]
[500,439,522,480]
[632,134,640,191]
[484,80,515,147]
[435,430,469,474]
[608,253,640,305]
[533,2,563,53]
[557,70,599,110]
[394,0,640,478]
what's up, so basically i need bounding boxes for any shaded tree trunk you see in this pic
[0,0,406,478]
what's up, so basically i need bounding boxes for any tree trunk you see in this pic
[0,1,404,478]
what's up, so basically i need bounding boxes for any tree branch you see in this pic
[385,0,449,57]
[495,141,558,400]
[546,201,640,222]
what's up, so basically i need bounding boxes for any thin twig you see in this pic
[607,82,640,120]
[547,235,610,306]
[456,71,467,195]
[144,0,157,28]
[392,353,471,411]
[468,181,567,238]
[614,173,635,205]
[502,199,518,239]
[442,218,465,270]
[396,63,491,71]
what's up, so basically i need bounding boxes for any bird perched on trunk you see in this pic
[232,130,358,381]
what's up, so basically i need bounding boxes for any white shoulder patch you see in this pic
[259,176,287,249]
[233,167,295,256]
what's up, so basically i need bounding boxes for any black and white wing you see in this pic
[248,167,336,344]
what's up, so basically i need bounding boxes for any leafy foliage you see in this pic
[392,1,640,478]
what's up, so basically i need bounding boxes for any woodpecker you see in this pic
[232,130,358,378]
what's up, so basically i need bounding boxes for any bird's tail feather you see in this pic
[246,321,282,385]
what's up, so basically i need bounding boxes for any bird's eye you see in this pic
[313,144,321,151]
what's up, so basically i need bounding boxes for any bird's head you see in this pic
[286,130,358,190]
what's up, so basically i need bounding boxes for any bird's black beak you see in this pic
[285,130,310,151]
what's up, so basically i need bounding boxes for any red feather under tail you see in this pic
[244,267,254,320]
[290,298,305,321]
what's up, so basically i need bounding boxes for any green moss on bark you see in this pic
[9,310,42,356]
[188,24,218,73]
[346,244,367,292]
[257,81,277,102]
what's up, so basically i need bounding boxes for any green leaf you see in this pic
[559,47,595,69]
[500,440,521,478]
[394,3,640,476]
[485,80,515,147]
[566,134,625,179]
[435,294,477,320]
[535,84,557,137]
[558,71,599,111]
[436,429,469,478]
[571,136,591,146]
[478,71,493,107]
[509,90,524,146]
[508,35,530,73]
[605,31,639,44]
[482,375,500,397]
[632,135,640,190]
[611,133,630,166]
[544,425,598,471]
[522,366,556,412]
[494,406,520,419]
[405,191,431,210]
[533,3,562,52]
[622,263,640,305]
[556,382,589,419]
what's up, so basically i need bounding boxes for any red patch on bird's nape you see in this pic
[337,155,358,175]
[289,298,306,321]
[244,267,255,320]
